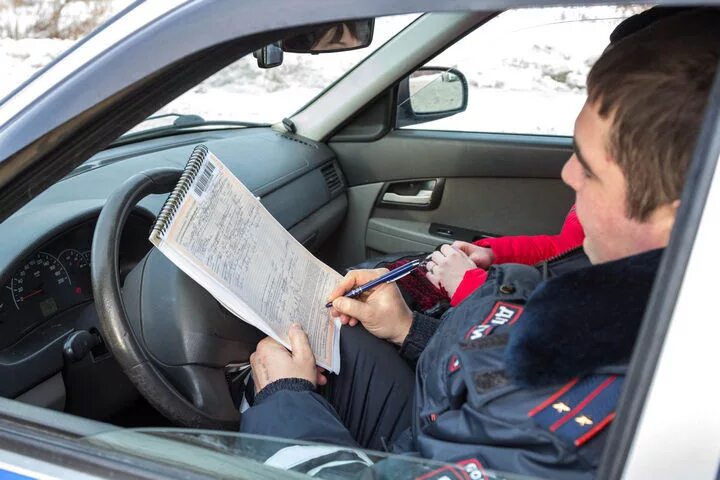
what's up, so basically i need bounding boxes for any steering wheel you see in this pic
[91,168,264,430]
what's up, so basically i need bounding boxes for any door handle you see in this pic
[382,189,433,205]
[378,178,444,209]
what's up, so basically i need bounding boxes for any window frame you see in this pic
[0,1,718,479]
[597,58,720,480]
[394,7,636,137]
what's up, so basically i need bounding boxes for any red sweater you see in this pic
[450,206,585,306]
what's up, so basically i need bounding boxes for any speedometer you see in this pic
[10,252,72,319]
[0,286,13,324]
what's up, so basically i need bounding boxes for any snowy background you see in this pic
[1,1,642,137]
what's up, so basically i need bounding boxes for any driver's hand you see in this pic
[327,268,413,346]
[250,324,326,393]
[425,244,477,298]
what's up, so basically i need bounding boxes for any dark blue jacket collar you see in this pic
[506,248,664,387]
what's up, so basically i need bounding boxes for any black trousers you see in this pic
[322,325,416,451]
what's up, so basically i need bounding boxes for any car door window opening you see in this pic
[0,3,717,480]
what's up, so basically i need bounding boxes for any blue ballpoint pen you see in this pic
[325,256,429,308]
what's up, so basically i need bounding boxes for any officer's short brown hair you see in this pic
[587,9,720,221]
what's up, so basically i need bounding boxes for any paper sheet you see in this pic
[150,151,342,372]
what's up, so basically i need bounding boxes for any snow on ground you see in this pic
[1,6,633,136]
[0,37,73,96]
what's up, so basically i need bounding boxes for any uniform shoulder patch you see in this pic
[528,374,624,447]
[416,458,487,480]
[463,302,523,341]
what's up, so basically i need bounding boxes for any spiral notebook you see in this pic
[149,145,342,373]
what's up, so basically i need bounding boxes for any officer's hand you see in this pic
[425,244,477,298]
[327,268,413,345]
[452,241,494,269]
[250,324,326,393]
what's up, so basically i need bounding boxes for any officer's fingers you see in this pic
[337,313,354,325]
[341,314,360,327]
[315,366,328,385]
[250,356,268,392]
[332,296,372,322]
[327,269,388,300]
[288,324,314,361]
[251,370,261,393]
[327,273,357,300]
[329,305,349,319]
[255,336,278,354]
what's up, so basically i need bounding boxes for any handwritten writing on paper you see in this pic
[152,151,342,372]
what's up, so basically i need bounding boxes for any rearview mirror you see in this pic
[254,19,374,68]
[283,19,374,54]
[397,67,469,128]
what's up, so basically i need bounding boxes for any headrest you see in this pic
[610,6,695,44]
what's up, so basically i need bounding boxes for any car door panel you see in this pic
[368,175,575,250]
[333,130,572,183]
[326,131,575,269]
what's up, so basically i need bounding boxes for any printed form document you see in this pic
[149,146,342,372]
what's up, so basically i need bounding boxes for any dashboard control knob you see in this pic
[63,330,100,362]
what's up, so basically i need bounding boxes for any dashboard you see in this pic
[0,126,347,421]
[0,215,152,351]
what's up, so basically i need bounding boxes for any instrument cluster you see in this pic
[0,215,152,350]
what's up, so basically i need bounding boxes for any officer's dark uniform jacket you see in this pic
[240,248,663,479]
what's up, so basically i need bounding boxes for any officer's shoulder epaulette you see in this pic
[528,374,623,447]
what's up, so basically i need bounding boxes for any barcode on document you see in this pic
[193,160,217,199]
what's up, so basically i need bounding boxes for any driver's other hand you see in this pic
[425,244,477,298]
[327,268,412,346]
[250,324,322,393]
[452,240,494,269]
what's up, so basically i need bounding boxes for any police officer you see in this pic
[240,9,720,479]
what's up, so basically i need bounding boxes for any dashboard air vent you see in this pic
[321,164,343,195]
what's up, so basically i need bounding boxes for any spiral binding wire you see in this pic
[150,144,209,241]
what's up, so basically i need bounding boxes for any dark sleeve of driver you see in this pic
[398,312,441,367]
[239,379,359,448]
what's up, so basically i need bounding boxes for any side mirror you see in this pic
[397,67,468,128]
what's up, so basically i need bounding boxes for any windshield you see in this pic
[86,428,537,479]
[124,14,419,136]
